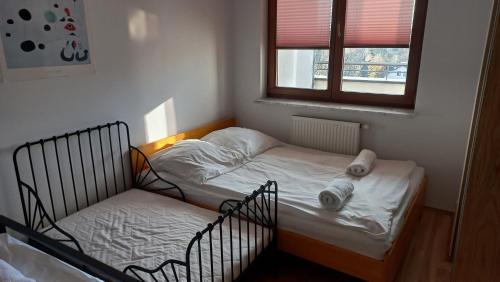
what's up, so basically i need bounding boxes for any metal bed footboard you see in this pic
[123,181,279,282]
[13,122,134,249]
[11,121,186,278]
[12,122,184,242]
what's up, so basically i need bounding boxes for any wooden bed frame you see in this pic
[138,118,428,282]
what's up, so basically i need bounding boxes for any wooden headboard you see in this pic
[138,118,236,157]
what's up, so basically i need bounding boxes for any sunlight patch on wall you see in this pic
[144,98,177,143]
[128,9,160,42]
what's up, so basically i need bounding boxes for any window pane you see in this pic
[277,49,329,90]
[341,48,409,95]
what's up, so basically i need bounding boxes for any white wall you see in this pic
[0,0,492,218]
[0,0,233,220]
[231,0,493,211]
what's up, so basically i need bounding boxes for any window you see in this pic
[267,0,428,108]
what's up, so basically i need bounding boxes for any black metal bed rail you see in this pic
[0,215,139,282]
[130,146,186,201]
[13,121,133,229]
[121,181,278,282]
[185,180,278,282]
[12,121,185,241]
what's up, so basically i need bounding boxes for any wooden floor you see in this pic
[242,208,453,282]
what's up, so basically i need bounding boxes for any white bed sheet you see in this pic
[151,145,425,259]
[45,189,270,282]
[0,233,102,282]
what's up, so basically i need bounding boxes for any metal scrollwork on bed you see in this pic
[123,181,278,282]
[11,121,278,282]
[129,145,186,201]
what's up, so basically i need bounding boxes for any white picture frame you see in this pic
[0,0,95,82]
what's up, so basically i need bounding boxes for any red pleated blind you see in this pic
[276,0,334,48]
[344,0,415,47]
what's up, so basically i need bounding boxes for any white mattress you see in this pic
[151,145,425,260]
[45,189,270,282]
[0,234,102,282]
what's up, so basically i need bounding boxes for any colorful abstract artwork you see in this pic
[0,0,93,81]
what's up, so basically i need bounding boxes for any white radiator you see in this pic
[291,116,361,155]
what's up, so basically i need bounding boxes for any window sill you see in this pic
[254,98,416,118]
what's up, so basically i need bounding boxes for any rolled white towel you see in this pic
[319,180,354,210]
[346,149,377,177]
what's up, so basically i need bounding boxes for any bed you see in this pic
[136,118,427,282]
[11,121,278,282]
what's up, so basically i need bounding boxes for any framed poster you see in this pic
[0,0,94,82]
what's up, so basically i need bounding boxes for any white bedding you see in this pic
[45,189,270,282]
[0,234,101,282]
[149,145,424,259]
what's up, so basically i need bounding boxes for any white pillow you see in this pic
[201,127,282,158]
[149,139,245,184]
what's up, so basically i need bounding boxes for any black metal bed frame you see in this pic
[10,121,278,282]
